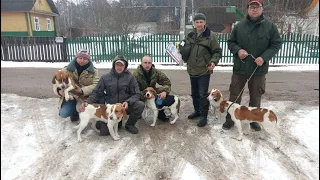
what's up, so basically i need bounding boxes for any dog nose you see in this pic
[109,116,113,120]
[146,93,150,97]
[61,85,65,89]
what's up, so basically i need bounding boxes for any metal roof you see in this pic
[1,0,59,15]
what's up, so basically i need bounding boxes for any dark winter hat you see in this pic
[193,13,206,21]
[76,48,91,60]
[248,0,263,6]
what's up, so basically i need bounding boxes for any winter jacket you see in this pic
[86,59,141,105]
[184,27,222,76]
[133,65,171,94]
[227,14,282,75]
[53,59,99,109]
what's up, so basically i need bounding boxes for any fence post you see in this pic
[63,37,68,62]
[2,37,9,61]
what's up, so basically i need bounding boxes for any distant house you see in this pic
[198,6,244,33]
[1,0,59,37]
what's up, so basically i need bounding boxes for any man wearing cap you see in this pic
[133,55,172,121]
[85,55,144,134]
[223,0,282,130]
[53,48,100,122]
[183,13,222,127]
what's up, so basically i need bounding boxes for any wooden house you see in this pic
[1,0,59,37]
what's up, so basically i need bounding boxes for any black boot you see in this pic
[125,125,138,134]
[197,97,209,127]
[197,110,208,127]
[96,121,110,136]
[189,96,200,119]
[70,111,79,122]
[250,122,261,131]
[188,111,201,119]
[222,114,234,130]
[158,110,169,122]
[125,116,139,134]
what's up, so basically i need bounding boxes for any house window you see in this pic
[47,18,52,31]
[34,17,40,31]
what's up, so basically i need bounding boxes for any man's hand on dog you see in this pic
[160,91,167,99]
[71,88,83,95]
[80,102,88,112]
[58,89,65,96]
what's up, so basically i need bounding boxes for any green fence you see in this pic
[66,33,319,65]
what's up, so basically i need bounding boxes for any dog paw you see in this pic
[150,123,156,127]
[170,121,176,125]
[237,137,243,141]
[78,138,83,142]
[113,137,120,141]
[243,132,249,135]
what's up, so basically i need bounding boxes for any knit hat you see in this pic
[248,0,263,6]
[193,13,206,21]
[76,49,90,60]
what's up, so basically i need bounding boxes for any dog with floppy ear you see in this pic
[141,87,159,126]
[207,88,223,120]
[142,87,180,126]
[52,69,80,101]
[75,103,128,142]
[220,100,281,148]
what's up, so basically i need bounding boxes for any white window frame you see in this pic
[34,17,40,31]
[47,18,52,31]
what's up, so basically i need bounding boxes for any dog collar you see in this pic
[226,102,235,113]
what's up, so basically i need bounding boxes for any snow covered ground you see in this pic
[1,61,319,179]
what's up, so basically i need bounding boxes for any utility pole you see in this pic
[179,0,186,66]
[191,0,194,18]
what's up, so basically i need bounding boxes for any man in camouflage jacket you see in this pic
[133,55,172,121]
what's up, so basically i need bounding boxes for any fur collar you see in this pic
[66,58,95,73]
[188,26,211,39]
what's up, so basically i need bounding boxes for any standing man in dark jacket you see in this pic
[85,55,144,135]
[182,13,222,127]
[223,0,282,130]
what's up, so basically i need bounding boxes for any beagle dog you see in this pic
[207,88,224,120]
[142,87,180,126]
[75,103,128,142]
[220,100,281,148]
[52,69,80,101]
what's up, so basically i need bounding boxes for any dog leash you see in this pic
[227,54,259,113]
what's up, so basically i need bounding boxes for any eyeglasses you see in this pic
[249,5,262,10]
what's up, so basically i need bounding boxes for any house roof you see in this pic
[1,0,59,15]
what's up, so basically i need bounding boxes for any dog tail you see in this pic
[176,97,181,114]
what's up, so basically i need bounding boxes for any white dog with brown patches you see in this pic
[142,87,180,126]
[220,100,281,148]
[52,69,80,101]
[75,103,128,142]
[207,88,224,120]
